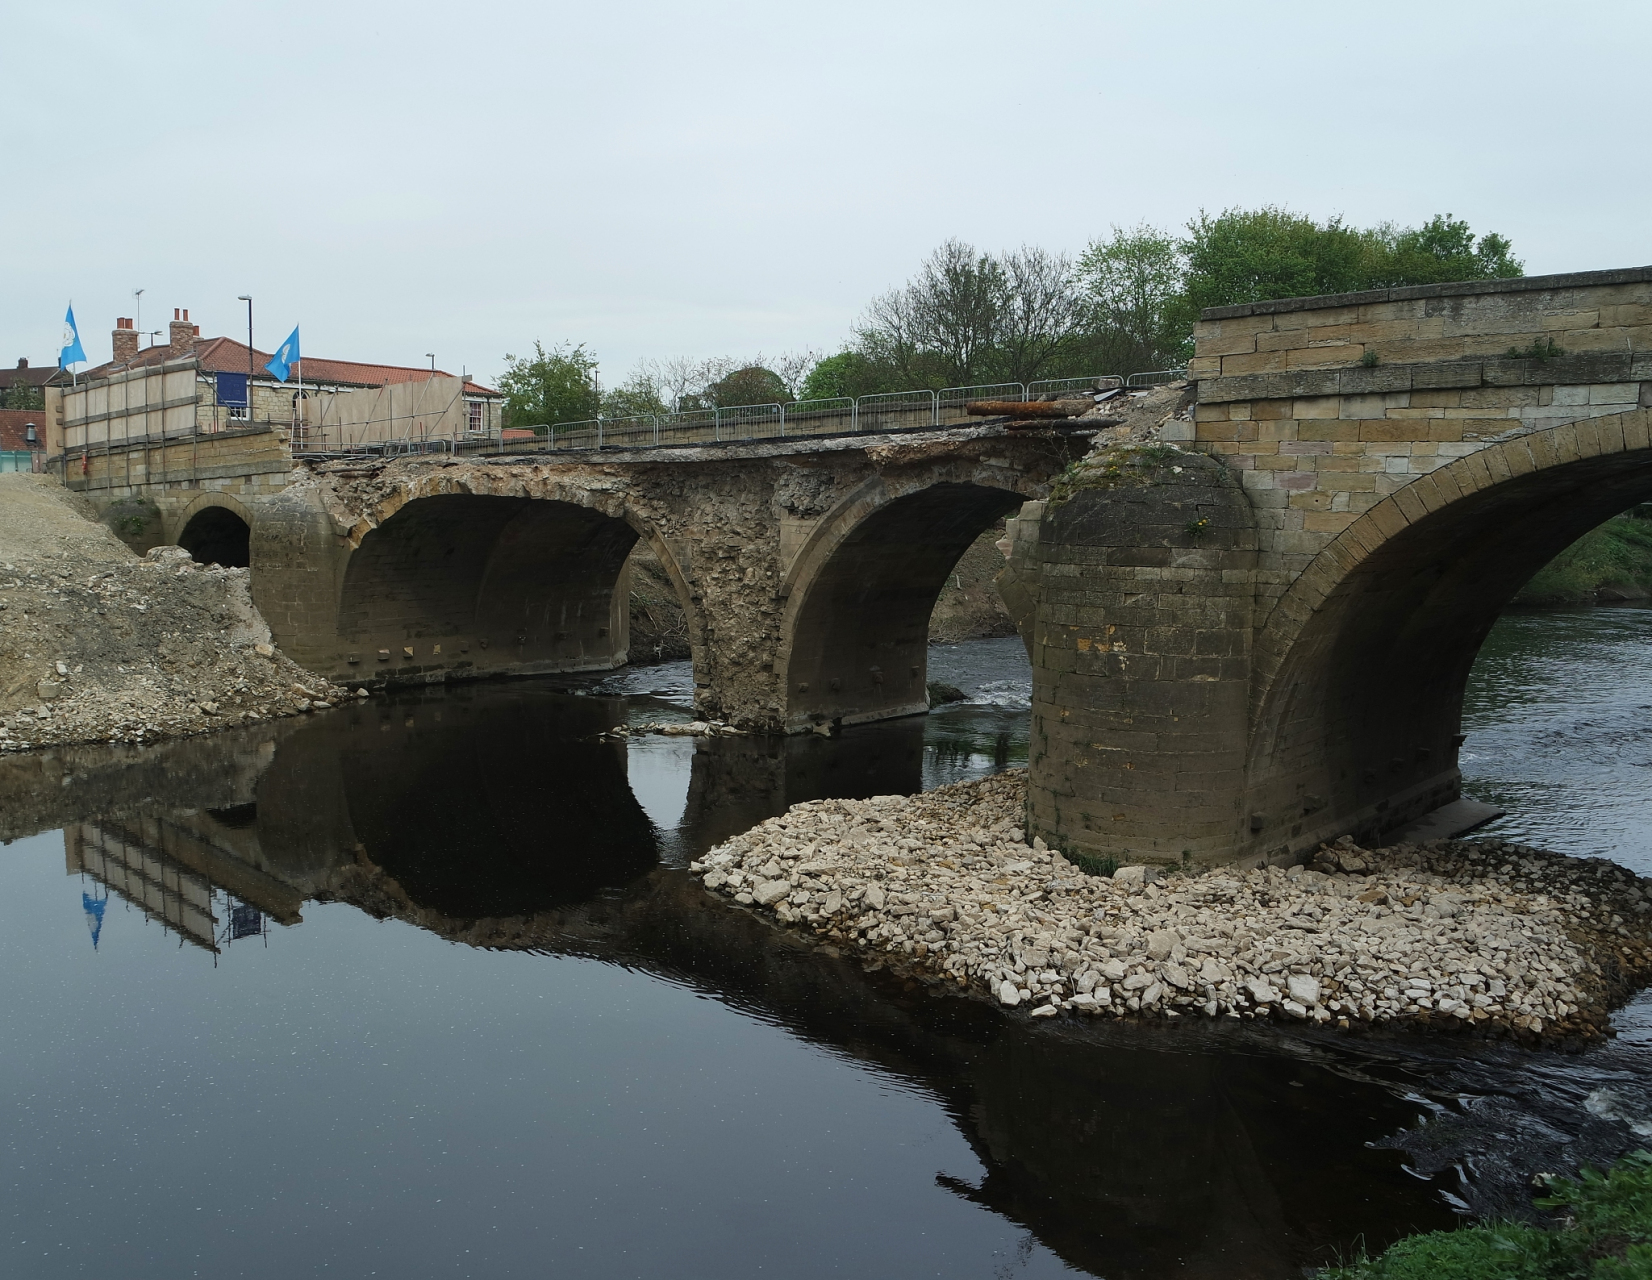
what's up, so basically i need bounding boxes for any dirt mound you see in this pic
[0,474,350,752]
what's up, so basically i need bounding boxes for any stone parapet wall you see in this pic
[1188,267,1652,378]
[1183,269,1652,624]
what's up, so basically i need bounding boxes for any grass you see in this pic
[1320,1149,1652,1279]
[1515,514,1652,607]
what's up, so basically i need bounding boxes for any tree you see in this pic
[852,239,1091,390]
[1181,207,1381,313]
[707,365,788,407]
[600,371,669,421]
[994,246,1092,384]
[3,379,43,411]
[497,342,600,434]
[1181,207,1523,315]
[798,351,884,401]
[1074,224,1192,372]
[1369,213,1523,287]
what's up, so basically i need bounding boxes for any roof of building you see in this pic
[88,336,499,397]
[0,359,66,391]
[0,408,47,451]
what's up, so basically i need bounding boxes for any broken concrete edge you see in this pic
[1383,797,1505,846]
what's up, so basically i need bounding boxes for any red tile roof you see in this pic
[0,408,48,451]
[89,336,498,396]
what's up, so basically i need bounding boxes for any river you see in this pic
[1,620,1649,1278]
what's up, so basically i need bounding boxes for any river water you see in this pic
[2,622,1650,1279]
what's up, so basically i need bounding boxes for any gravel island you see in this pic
[690,769,1652,1042]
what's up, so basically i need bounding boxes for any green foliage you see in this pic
[1074,223,1194,371]
[798,351,881,401]
[708,366,787,407]
[497,341,601,435]
[1508,337,1566,360]
[1066,850,1119,878]
[1361,350,1382,367]
[1514,515,1652,606]
[3,379,43,410]
[599,372,669,421]
[1182,207,1380,312]
[1181,207,1522,315]
[1376,214,1523,287]
[1321,1150,1652,1279]
[1538,1149,1652,1244]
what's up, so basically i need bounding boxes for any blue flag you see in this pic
[59,305,87,369]
[265,325,301,382]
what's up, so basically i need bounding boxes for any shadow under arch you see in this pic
[780,480,1028,732]
[336,493,644,677]
[1245,409,1652,848]
[177,503,252,568]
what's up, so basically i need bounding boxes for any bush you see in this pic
[1322,1150,1652,1279]
[1515,516,1652,606]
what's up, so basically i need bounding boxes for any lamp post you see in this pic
[237,296,253,420]
[426,353,435,373]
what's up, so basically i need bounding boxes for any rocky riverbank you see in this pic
[0,474,354,753]
[689,770,1652,1042]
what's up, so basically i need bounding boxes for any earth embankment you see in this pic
[0,474,348,753]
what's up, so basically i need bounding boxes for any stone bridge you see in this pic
[244,428,1089,732]
[1024,266,1652,867]
[46,264,1652,867]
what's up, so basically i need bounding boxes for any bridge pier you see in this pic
[1026,266,1652,868]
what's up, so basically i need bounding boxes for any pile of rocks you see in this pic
[1,484,355,753]
[689,769,1652,1041]
[596,720,747,741]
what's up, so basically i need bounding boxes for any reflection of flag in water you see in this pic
[229,903,262,940]
[82,890,107,950]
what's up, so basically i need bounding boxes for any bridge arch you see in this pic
[1244,409,1652,853]
[335,490,677,680]
[174,494,254,568]
[777,475,1038,732]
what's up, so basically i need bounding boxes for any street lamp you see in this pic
[237,296,253,419]
[426,353,436,373]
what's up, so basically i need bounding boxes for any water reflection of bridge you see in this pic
[7,687,1449,1278]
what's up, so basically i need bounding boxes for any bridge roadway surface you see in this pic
[54,264,1652,867]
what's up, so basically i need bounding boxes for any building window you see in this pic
[228,405,249,421]
[468,400,484,432]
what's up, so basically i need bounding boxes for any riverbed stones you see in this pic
[688,768,1652,1042]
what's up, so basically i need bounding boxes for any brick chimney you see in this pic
[168,308,197,359]
[112,317,139,364]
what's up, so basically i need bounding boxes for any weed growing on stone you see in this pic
[1506,336,1565,361]
[1360,349,1381,367]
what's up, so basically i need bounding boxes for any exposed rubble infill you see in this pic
[689,770,1652,1044]
[0,475,355,752]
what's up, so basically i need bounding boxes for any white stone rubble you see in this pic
[689,769,1652,1041]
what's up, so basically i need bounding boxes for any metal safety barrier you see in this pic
[468,368,1186,455]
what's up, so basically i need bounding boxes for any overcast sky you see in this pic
[8,1,1648,387]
